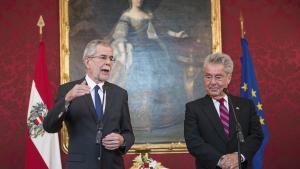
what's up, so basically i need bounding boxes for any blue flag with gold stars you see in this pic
[240,38,270,169]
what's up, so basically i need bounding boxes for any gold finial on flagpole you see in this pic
[240,12,245,38]
[37,15,45,40]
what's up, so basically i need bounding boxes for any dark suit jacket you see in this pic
[43,78,135,169]
[184,95,263,169]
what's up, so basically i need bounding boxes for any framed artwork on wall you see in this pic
[60,0,221,152]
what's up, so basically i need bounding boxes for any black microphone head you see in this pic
[102,82,108,92]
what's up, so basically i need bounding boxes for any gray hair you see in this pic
[203,52,234,74]
[82,39,111,60]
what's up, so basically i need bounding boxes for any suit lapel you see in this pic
[76,78,98,123]
[203,95,228,143]
[83,93,98,123]
[228,95,239,140]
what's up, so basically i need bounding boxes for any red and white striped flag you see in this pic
[24,41,62,169]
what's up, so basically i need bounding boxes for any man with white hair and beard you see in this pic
[44,39,135,169]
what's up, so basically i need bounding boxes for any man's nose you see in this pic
[104,58,112,65]
[210,77,217,83]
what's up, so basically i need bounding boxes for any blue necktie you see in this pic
[94,85,103,120]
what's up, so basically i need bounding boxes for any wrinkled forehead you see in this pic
[95,44,113,56]
[204,63,226,73]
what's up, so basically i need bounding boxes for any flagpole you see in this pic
[25,15,62,169]
[240,12,269,169]
[37,15,45,41]
[237,12,246,169]
[240,12,245,38]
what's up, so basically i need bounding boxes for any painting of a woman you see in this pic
[109,0,192,143]
[67,0,212,144]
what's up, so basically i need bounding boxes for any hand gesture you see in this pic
[65,80,90,102]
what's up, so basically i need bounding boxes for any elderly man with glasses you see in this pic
[44,39,135,169]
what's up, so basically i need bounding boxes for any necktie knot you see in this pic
[218,98,225,105]
[94,85,100,92]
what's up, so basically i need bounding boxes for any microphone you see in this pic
[223,88,245,143]
[100,82,107,117]
[102,82,107,93]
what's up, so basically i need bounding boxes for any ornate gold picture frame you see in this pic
[60,0,221,153]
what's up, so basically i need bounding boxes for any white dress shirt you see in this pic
[85,75,106,114]
[212,95,229,117]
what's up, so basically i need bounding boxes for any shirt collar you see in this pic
[212,94,228,104]
[85,75,104,92]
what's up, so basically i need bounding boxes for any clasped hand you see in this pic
[102,133,124,150]
[219,152,239,169]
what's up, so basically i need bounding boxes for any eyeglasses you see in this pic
[204,74,226,82]
[88,55,116,62]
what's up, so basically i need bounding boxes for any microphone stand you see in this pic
[224,89,244,169]
[96,84,107,162]
[235,122,244,169]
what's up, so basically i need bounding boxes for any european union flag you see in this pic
[240,38,270,169]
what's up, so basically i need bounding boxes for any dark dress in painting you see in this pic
[110,12,186,143]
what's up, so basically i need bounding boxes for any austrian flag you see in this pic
[25,41,62,169]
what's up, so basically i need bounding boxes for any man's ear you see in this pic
[83,58,89,68]
[227,73,232,85]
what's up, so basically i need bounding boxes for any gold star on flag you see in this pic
[257,102,263,111]
[241,82,247,92]
[251,89,257,97]
[259,116,265,125]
